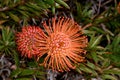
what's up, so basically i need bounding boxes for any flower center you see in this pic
[48,33,71,54]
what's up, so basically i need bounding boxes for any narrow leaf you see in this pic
[90,35,103,48]
[55,0,70,9]
[103,68,120,74]
[9,13,20,22]
[101,74,117,80]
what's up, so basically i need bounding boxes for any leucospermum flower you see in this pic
[38,17,88,72]
[16,26,46,58]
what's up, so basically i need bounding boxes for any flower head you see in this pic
[38,17,88,72]
[15,26,45,58]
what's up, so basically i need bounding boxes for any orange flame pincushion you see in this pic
[16,26,46,58]
[38,17,88,72]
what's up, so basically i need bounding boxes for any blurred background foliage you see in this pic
[0,0,120,80]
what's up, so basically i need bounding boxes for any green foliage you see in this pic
[0,0,69,26]
[43,0,69,14]
[88,34,103,49]
[10,68,45,80]
[104,33,120,67]
[54,0,69,9]
[0,26,15,55]
[0,0,49,26]
[76,33,120,79]
[77,20,120,79]
[13,50,20,67]
[74,2,93,24]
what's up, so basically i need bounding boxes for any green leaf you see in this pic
[6,27,13,41]
[91,27,105,34]
[10,68,45,79]
[0,13,7,18]
[13,0,20,3]
[102,59,110,68]
[55,0,70,9]
[19,69,45,77]
[16,78,32,80]
[10,68,22,78]
[76,68,82,74]
[103,68,120,74]
[78,63,93,73]
[91,52,99,63]
[83,30,95,35]
[101,74,117,80]
[29,3,42,10]
[19,69,35,76]
[52,6,55,14]
[113,34,120,46]
[10,68,35,78]
[86,61,96,70]
[9,12,20,22]
[35,70,45,76]
[2,28,6,42]
[79,64,98,76]
[18,10,29,18]
[89,35,103,48]
[0,45,4,50]
[13,50,19,67]
[43,0,54,5]
[27,61,38,67]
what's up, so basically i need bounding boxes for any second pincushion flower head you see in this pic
[16,17,88,72]
[15,26,46,58]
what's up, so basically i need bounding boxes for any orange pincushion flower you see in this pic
[16,26,45,58]
[38,17,88,72]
